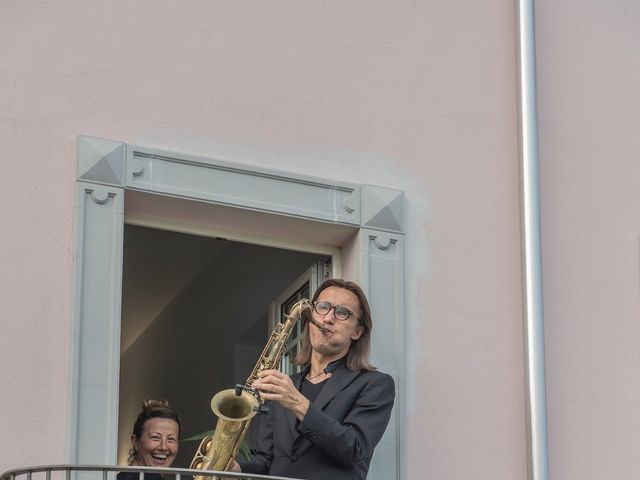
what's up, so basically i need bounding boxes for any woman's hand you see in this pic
[252,369,310,421]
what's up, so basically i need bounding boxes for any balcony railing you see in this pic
[0,465,303,480]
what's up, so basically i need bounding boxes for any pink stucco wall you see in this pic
[536,1,640,478]
[2,0,639,478]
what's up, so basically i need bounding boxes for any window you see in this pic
[71,136,403,479]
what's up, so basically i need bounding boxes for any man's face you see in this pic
[132,417,179,467]
[310,286,363,359]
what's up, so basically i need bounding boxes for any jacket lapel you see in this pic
[291,364,360,455]
[313,363,359,410]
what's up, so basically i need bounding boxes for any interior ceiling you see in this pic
[120,190,349,354]
[121,223,327,353]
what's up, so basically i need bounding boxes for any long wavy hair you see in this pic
[128,398,181,465]
[295,278,375,371]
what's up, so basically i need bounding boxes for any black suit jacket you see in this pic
[239,362,395,480]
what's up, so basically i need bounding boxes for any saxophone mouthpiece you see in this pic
[309,317,332,334]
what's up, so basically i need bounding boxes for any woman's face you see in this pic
[132,417,179,467]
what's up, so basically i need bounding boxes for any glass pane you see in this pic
[278,283,310,373]
[280,283,310,322]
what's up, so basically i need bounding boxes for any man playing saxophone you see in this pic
[229,278,395,480]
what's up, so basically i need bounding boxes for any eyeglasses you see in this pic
[312,301,358,321]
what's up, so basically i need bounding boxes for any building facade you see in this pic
[1,1,639,479]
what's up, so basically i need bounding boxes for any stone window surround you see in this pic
[70,135,405,479]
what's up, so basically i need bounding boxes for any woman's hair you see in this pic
[128,398,181,464]
[295,278,375,371]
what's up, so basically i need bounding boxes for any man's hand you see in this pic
[252,369,310,421]
[227,459,241,472]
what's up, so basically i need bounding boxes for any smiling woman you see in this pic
[117,399,181,480]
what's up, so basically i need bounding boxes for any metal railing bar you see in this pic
[1,465,303,480]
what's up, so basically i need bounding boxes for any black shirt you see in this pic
[299,377,328,403]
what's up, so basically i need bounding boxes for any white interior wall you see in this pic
[121,225,230,352]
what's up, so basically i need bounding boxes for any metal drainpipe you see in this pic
[516,1,549,480]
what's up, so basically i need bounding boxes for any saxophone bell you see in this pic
[189,298,312,479]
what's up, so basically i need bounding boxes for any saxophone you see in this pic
[189,298,315,479]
